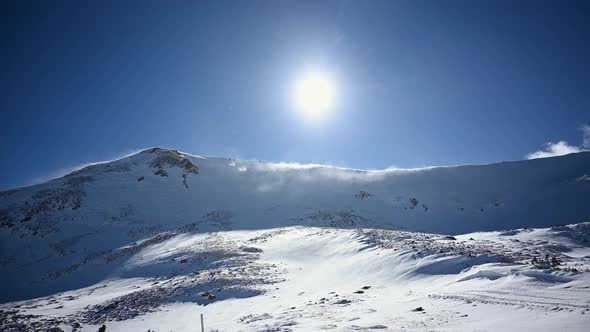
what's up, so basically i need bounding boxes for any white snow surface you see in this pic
[1,148,590,331]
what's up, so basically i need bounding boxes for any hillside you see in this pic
[1,148,589,331]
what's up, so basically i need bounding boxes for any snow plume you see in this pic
[242,161,438,192]
[527,124,589,159]
[527,141,583,159]
[27,148,145,187]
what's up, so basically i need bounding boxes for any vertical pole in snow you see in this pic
[200,313,204,332]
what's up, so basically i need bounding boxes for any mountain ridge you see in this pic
[1,148,590,331]
[5,148,590,193]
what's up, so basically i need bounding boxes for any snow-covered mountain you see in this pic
[1,148,590,331]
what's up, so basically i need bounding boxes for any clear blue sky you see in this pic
[1,0,589,189]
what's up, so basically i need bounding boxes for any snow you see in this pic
[77,227,590,331]
[1,148,590,331]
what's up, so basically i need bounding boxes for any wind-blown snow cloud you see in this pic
[527,125,589,159]
[526,141,582,159]
[27,148,145,186]
[235,161,439,192]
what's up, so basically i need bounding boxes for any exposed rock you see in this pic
[354,191,370,200]
[147,149,198,187]
[241,246,263,253]
[154,169,168,177]
[149,150,198,174]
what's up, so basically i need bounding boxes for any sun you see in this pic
[293,71,335,117]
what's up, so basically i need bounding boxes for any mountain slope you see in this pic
[1,148,590,331]
[3,148,589,235]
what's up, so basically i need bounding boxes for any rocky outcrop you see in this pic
[355,191,370,200]
[145,148,198,187]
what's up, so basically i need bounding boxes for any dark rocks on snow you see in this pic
[200,291,217,300]
[137,176,144,182]
[355,191,371,200]
[147,149,199,189]
[365,325,388,330]
[412,307,425,312]
[241,246,263,253]
[149,149,199,174]
[153,169,168,177]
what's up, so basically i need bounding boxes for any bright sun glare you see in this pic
[293,71,335,117]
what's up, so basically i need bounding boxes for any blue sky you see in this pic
[1,0,589,189]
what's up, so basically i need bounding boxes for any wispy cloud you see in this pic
[527,125,589,159]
